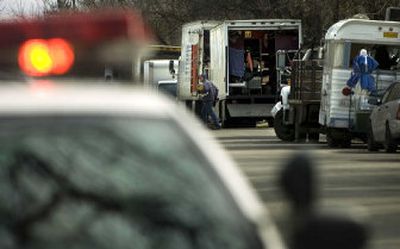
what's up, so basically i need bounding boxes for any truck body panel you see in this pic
[177,21,221,101]
[210,23,228,99]
[319,69,400,129]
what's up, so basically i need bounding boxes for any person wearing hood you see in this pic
[346,49,379,94]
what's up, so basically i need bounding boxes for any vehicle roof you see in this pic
[325,18,400,43]
[181,20,222,30]
[0,82,173,117]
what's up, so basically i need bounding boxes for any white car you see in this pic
[368,81,400,152]
[0,82,285,249]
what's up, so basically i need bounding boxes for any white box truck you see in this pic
[177,19,302,125]
[210,19,302,125]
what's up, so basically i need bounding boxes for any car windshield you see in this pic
[0,116,262,249]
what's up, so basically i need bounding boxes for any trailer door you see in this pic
[210,24,227,99]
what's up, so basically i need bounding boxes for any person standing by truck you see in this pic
[198,74,221,130]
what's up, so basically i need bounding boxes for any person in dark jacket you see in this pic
[199,74,221,129]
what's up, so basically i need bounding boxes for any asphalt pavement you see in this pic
[213,127,400,249]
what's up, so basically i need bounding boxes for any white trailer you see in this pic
[210,19,302,125]
[143,59,178,88]
[319,18,400,147]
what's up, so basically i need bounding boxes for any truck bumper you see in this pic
[227,103,274,118]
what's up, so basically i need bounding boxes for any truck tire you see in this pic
[274,110,295,141]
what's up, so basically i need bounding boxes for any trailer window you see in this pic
[371,45,400,71]
[348,43,371,68]
[332,43,346,68]
[348,43,400,71]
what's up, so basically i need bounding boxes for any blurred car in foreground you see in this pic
[368,81,400,152]
[0,82,285,249]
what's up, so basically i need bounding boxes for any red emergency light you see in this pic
[18,38,75,76]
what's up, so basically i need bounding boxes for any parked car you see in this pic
[368,81,400,152]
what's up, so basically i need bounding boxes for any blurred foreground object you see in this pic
[0,83,285,249]
[0,9,153,81]
[280,152,369,249]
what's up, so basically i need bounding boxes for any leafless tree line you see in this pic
[2,0,400,46]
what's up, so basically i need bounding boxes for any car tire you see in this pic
[367,123,379,152]
[273,110,295,142]
[385,123,397,153]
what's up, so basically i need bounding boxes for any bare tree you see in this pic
[36,0,400,45]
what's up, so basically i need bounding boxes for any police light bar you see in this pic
[0,9,154,78]
[0,9,153,48]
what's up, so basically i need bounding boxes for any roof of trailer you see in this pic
[325,18,400,43]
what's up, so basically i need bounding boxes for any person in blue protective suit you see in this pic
[346,49,379,94]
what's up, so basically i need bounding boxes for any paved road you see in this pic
[212,127,400,249]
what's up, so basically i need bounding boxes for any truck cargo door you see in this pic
[210,24,227,98]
